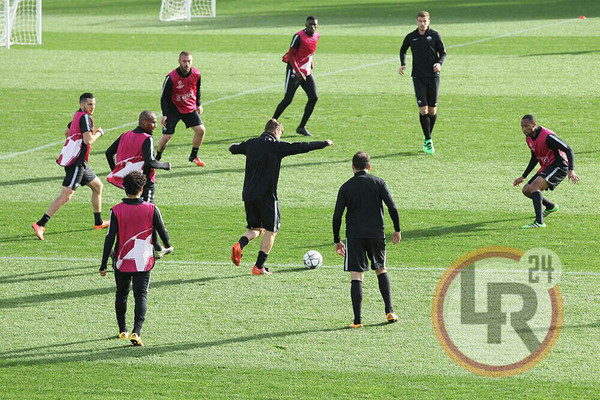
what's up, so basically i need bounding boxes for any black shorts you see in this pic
[62,163,97,190]
[244,197,280,232]
[413,76,439,107]
[343,237,386,272]
[528,162,568,190]
[163,110,203,135]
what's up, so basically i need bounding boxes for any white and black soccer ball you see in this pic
[303,250,323,269]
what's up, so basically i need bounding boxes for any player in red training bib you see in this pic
[32,93,108,240]
[513,114,579,228]
[157,51,207,167]
[272,16,320,137]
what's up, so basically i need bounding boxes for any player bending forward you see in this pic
[513,114,579,228]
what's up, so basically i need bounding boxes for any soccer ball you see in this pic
[303,250,323,269]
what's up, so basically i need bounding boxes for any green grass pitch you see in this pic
[0,0,599,398]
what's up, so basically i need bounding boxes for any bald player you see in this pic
[106,111,172,256]
[156,51,207,167]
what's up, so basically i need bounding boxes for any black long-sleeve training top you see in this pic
[332,171,401,243]
[100,198,171,270]
[229,132,328,201]
[400,28,446,77]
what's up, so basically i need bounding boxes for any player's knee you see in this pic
[309,94,319,104]
[376,266,387,275]
[61,190,74,203]
[522,185,531,197]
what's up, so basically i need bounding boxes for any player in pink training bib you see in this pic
[100,171,173,346]
[273,16,320,137]
[513,114,579,228]
[32,93,108,240]
[156,51,207,167]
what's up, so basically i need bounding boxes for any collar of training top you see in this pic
[354,170,368,176]
[122,198,144,204]
[262,131,279,141]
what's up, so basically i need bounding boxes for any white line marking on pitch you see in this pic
[1,256,598,277]
[0,18,582,161]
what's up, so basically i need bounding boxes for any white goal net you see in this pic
[159,0,215,21]
[1,0,41,49]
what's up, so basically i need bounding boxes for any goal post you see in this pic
[159,0,215,22]
[1,0,41,49]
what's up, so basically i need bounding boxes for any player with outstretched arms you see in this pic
[229,119,333,275]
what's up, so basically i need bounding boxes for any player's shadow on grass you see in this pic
[160,151,418,179]
[0,270,98,285]
[0,264,94,284]
[528,320,600,332]
[272,267,308,275]
[0,175,61,187]
[0,273,247,310]
[520,50,600,57]
[0,336,115,359]
[575,148,600,156]
[402,217,522,240]
[292,217,520,249]
[1,227,95,243]
[152,136,252,149]
[0,326,353,368]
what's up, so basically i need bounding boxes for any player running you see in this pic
[333,152,401,328]
[399,11,446,154]
[229,119,333,275]
[156,51,207,166]
[32,93,108,240]
[272,16,320,137]
[100,171,173,346]
[513,114,579,228]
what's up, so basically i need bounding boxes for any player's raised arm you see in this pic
[277,139,332,157]
[229,141,247,155]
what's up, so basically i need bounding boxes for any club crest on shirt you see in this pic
[176,80,184,89]
[427,36,432,41]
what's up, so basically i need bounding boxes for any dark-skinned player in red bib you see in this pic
[273,16,320,137]
[513,114,579,228]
